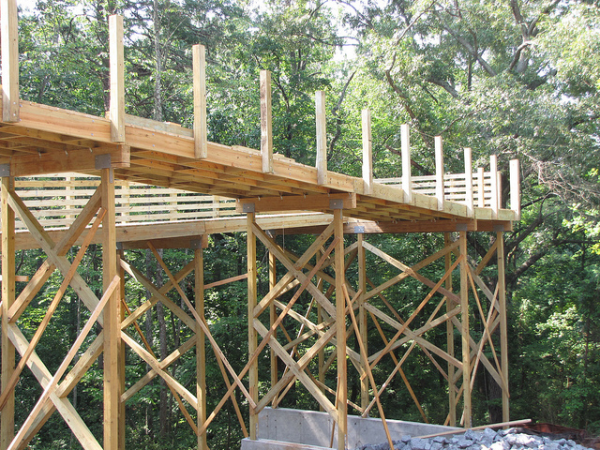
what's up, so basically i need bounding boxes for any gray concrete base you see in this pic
[240,407,460,449]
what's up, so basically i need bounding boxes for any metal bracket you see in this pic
[0,164,10,177]
[494,224,505,233]
[242,203,255,213]
[116,242,124,250]
[353,226,365,234]
[456,223,468,232]
[191,239,204,249]
[329,199,343,210]
[95,154,112,170]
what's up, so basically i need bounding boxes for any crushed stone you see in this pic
[355,427,594,450]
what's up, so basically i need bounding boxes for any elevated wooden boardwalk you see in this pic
[0,5,516,450]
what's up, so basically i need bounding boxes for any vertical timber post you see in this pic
[102,167,121,450]
[362,110,373,195]
[317,249,325,410]
[269,248,278,401]
[261,70,274,173]
[444,232,456,427]
[358,234,369,412]
[1,0,20,123]
[1,176,16,450]
[193,44,208,159]
[497,229,510,423]
[117,248,126,450]
[316,91,327,185]
[334,208,347,450]
[109,15,125,143]
[194,241,207,449]
[435,136,445,210]
[459,230,472,428]
[247,211,258,439]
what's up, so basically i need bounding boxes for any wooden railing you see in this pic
[376,170,494,208]
[6,174,238,230]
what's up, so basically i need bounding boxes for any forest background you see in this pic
[4,0,600,448]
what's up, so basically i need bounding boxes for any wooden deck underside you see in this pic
[0,97,516,246]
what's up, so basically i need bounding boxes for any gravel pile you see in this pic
[356,428,592,450]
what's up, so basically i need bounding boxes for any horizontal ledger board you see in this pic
[237,193,357,213]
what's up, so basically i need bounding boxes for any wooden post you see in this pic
[261,70,273,173]
[490,155,498,219]
[435,136,445,210]
[510,160,521,220]
[362,110,373,195]
[459,231,472,428]
[401,124,412,204]
[358,234,369,411]
[247,211,258,439]
[497,231,510,423]
[117,249,126,450]
[195,243,207,449]
[334,208,347,450]
[193,44,208,159]
[269,249,278,400]
[464,148,473,216]
[317,248,325,411]
[1,177,16,450]
[102,168,121,450]
[315,91,327,185]
[1,0,19,122]
[109,15,125,143]
[444,233,456,427]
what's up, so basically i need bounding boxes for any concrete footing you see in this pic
[240,408,460,450]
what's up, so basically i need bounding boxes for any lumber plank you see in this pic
[1,175,16,449]
[193,44,208,159]
[109,15,125,142]
[260,70,273,173]
[1,0,19,123]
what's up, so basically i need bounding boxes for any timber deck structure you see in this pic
[0,3,519,450]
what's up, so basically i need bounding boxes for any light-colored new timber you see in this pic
[193,45,208,159]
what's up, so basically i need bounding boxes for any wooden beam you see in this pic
[497,231,510,422]
[109,15,125,143]
[269,250,278,403]
[435,136,444,211]
[195,245,207,449]
[260,70,273,173]
[510,159,520,220]
[101,168,121,450]
[358,234,369,411]
[237,193,356,213]
[445,233,456,427]
[315,91,327,185]
[7,145,129,176]
[247,212,258,440]
[334,209,347,450]
[362,110,372,195]
[401,124,411,204]
[1,176,16,450]
[464,148,473,217]
[1,0,19,123]
[193,44,208,159]
[459,231,472,427]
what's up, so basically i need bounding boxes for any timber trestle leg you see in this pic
[0,171,121,450]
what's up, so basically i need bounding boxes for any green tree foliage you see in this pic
[6,0,600,448]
